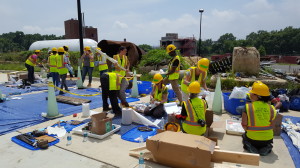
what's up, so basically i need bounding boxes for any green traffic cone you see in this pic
[131,70,139,98]
[212,76,223,115]
[76,66,84,89]
[0,89,2,99]
[43,77,63,119]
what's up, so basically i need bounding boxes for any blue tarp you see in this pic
[0,88,139,135]
[281,116,300,168]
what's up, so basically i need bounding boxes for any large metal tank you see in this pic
[232,47,260,75]
[29,39,97,51]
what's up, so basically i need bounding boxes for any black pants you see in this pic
[100,73,121,115]
[25,63,34,83]
[242,133,273,149]
[59,74,68,91]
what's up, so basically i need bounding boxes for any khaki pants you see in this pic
[163,78,182,103]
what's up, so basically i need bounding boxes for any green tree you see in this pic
[258,45,266,56]
[138,44,152,52]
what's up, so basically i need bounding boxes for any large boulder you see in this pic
[232,47,260,76]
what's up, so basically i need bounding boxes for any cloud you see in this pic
[244,0,273,11]
[113,21,129,29]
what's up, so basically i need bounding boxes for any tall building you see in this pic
[64,19,98,42]
[160,33,197,56]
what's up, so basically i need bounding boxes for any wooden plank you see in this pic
[211,150,259,166]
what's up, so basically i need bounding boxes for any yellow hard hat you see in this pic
[63,45,69,49]
[52,47,57,52]
[35,50,41,53]
[84,46,91,51]
[249,81,270,96]
[164,122,181,132]
[95,47,101,53]
[152,73,163,84]
[197,58,210,71]
[187,81,201,93]
[166,44,176,53]
[58,47,65,53]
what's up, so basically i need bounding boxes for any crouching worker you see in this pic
[144,74,168,118]
[179,81,207,136]
[241,81,276,156]
[100,72,131,116]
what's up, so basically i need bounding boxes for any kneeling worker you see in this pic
[180,81,207,135]
[144,73,168,118]
[241,81,276,156]
[100,72,131,116]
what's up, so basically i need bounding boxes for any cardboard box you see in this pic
[18,73,28,80]
[146,131,216,168]
[90,113,114,135]
[273,114,283,136]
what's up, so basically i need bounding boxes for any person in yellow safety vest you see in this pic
[48,47,59,87]
[181,58,210,101]
[81,46,94,87]
[63,46,74,78]
[57,47,69,95]
[163,44,182,104]
[113,46,130,77]
[179,81,207,136]
[144,73,168,118]
[95,47,108,77]
[241,81,276,156]
[100,72,130,116]
[25,50,41,84]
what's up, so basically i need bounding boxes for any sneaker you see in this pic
[103,107,112,111]
[258,144,273,156]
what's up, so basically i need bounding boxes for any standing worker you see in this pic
[63,46,74,78]
[181,58,210,101]
[100,72,127,116]
[144,73,168,118]
[57,47,69,95]
[25,50,41,84]
[81,46,94,87]
[163,44,182,104]
[113,46,130,77]
[241,81,276,156]
[95,47,108,79]
[178,81,207,136]
[48,47,59,87]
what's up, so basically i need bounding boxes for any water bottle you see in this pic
[160,117,165,130]
[83,128,88,142]
[67,131,72,145]
[138,152,145,168]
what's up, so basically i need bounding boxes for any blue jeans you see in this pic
[49,72,59,87]
[82,66,94,84]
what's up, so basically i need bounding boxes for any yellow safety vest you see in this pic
[57,54,68,75]
[48,54,58,73]
[246,101,276,141]
[181,67,207,93]
[182,97,207,135]
[98,54,108,71]
[167,56,180,80]
[153,84,168,102]
[113,54,128,77]
[108,72,123,91]
[82,54,95,67]
[25,55,37,66]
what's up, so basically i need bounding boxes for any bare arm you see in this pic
[241,112,248,131]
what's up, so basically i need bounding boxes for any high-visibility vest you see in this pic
[182,97,207,135]
[48,54,58,73]
[167,56,180,80]
[181,67,207,93]
[108,72,123,90]
[98,54,108,71]
[113,54,128,77]
[246,101,276,141]
[82,54,95,67]
[153,84,168,102]
[25,54,37,66]
[57,54,68,75]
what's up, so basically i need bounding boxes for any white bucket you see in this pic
[122,108,133,125]
[82,103,90,117]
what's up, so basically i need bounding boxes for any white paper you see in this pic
[46,126,66,137]
[164,102,180,114]
[131,110,159,128]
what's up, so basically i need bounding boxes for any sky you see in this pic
[1,0,300,46]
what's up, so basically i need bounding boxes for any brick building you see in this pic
[64,19,98,42]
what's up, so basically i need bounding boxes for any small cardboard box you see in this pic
[90,113,114,135]
[273,114,283,136]
[146,131,216,168]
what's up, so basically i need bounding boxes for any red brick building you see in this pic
[64,19,98,42]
